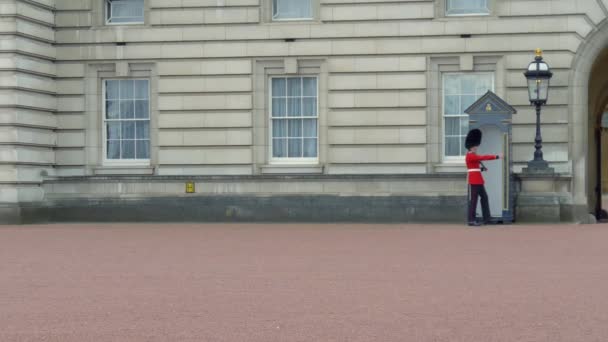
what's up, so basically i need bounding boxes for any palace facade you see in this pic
[2,0,608,223]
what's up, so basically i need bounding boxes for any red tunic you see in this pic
[466,152,499,185]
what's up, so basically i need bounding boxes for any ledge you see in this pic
[93,166,155,176]
[260,164,324,175]
[433,163,465,173]
[515,173,572,180]
[43,173,468,183]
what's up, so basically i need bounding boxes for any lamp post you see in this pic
[523,48,554,174]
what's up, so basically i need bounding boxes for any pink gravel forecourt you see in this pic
[1,223,608,342]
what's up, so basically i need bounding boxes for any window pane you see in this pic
[272,78,286,97]
[444,95,459,115]
[303,138,317,158]
[121,140,135,159]
[136,140,149,159]
[303,77,317,96]
[106,100,120,119]
[287,78,301,97]
[272,120,287,138]
[107,122,121,139]
[135,121,149,139]
[270,76,318,160]
[288,119,302,138]
[135,100,149,119]
[120,100,135,119]
[302,98,317,116]
[459,116,469,136]
[108,0,144,23]
[475,75,493,94]
[113,1,142,17]
[288,138,302,157]
[274,0,312,19]
[105,80,119,99]
[122,121,135,139]
[287,98,301,117]
[444,76,460,95]
[445,117,459,136]
[442,73,494,158]
[134,80,148,99]
[104,78,151,161]
[461,76,477,94]
[273,138,287,158]
[460,136,467,155]
[272,0,279,17]
[460,95,477,113]
[120,80,134,98]
[107,140,120,159]
[447,0,489,15]
[107,1,112,21]
[303,119,317,138]
[272,98,286,117]
[445,137,461,156]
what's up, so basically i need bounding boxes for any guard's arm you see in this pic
[472,154,500,161]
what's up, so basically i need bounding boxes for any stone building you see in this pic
[1,0,607,223]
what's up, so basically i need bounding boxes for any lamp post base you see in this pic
[522,160,554,174]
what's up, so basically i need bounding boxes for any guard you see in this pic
[465,129,501,226]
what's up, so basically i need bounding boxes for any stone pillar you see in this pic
[515,173,592,223]
[0,0,56,223]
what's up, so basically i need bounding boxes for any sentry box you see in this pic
[465,91,517,224]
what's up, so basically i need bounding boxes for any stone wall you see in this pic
[50,0,597,177]
[29,174,467,223]
[3,0,608,222]
[0,0,56,222]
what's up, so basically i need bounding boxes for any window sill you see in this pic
[445,13,490,17]
[94,166,155,176]
[271,18,315,22]
[433,163,466,173]
[435,14,496,21]
[105,21,145,26]
[260,164,324,175]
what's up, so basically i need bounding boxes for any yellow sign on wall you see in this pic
[186,182,195,193]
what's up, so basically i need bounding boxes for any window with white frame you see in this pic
[270,77,318,161]
[104,79,150,163]
[272,0,313,20]
[106,0,144,24]
[446,0,489,16]
[442,73,493,159]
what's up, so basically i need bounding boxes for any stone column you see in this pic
[515,173,591,223]
[0,0,56,223]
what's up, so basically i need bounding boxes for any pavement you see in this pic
[1,223,608,342]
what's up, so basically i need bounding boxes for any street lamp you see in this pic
[523,48,554,173]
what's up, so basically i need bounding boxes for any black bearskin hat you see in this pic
[465,129,482,150]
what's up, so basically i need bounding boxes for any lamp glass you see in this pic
[527,78,538,102]
[526,76,551,103]
[537,77,550,102]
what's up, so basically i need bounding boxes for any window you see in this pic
[270,77,318,161]
[272,0,313,20]
[442,73,493,159]
[106,0,144,24]
[103,79,150,163]
[446,0,489,16]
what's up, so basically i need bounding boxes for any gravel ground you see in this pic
[1,223,607,342]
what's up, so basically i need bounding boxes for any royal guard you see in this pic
[465,129,501,226]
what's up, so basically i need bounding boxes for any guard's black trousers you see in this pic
[469,184,491,223]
